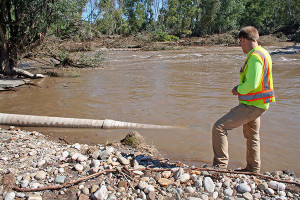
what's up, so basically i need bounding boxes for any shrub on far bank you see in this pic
[151,30,179,42]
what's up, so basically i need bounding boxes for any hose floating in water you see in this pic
[0,113,175,129]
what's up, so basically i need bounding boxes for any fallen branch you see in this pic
[116,167,136,190]
[58,137,70,145]
[13,169,115,192]
[12,166,300,192]
[190,167,300,186]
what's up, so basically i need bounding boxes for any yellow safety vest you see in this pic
[238,46,275,105]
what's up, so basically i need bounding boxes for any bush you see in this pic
[151,30,179,42]
[293,29,300,44]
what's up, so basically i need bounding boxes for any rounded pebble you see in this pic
[237,183,251,193]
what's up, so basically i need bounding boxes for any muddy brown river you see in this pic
[1,44,299,174]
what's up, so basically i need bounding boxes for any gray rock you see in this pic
[146,185,155,192]
[79,194,90,200]
[242,192,253,200]
[224,197,235,200]
[72,143,81,150]
[99,151,110,161]
[55,175,66,184]
[90,185,99,193]
[278,191,286,197]
[253,192,261,199]
[287,191,293,198]
[27,194,42,200]
[138,181,148,190]
[264,172,271,176]
[77,155,87,162]
[268,181,286,191]
[155,173,161,181]
[257,182,268,190]
[148,191,156,200]
[224,188,233,196]
[185,186,195,193]
[283,169,295,176]
[61,151,69,158]
[82,187,90,195]
[237,183,251,193]
[180,173,190,182]
[72,153,81,160]
[216,182,222,188]
[16,193,25,198]
[38,160,46,167]
[133,170,144,175]
[202,171,210,176]
[200,194,209,200]
[75,164,84,172]
[93,160,101,168]
[139,191,147,199]
[213,191,218,199]
[265,188,275,195]
[195,179,202,188]
[58,167,65,173]
[204,177,215,193]
[116,152,130,165]
[4,192,15,200]
[107,195,117,200]
[92,151,101,159]
[223,180,231,188]
[174,168,184,180]
[162,171,171,178]
[93,185,108,200]
[20,180,29,188]
[176,188,183,195]
[35,171,46,180]
[105,146,115,155]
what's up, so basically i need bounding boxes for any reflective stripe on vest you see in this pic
[238,50,274,103]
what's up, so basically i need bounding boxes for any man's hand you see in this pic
[232,85,239,95]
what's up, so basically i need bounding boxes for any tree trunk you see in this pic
[0,47,17,76]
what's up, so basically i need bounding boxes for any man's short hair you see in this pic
[239,26,259,41]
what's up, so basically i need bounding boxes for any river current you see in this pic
[1,44,299,174]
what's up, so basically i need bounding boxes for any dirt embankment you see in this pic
[48,32,289,52]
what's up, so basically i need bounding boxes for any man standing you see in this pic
[212,26,275,173]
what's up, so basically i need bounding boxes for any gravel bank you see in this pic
[0,127,299,200]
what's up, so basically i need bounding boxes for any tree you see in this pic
[0,0,54,76]
[198,0,220,35]
[240,0,272,32]
[214,0,245,33]
[50,0,87,38]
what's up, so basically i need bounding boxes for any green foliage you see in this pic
[0,0,55,75]
[151,30,179,42]
[78,51,104,67]
[55,0,299,41]
[49,0,87,38]
[293,30,300,44]
[121,135,138,148]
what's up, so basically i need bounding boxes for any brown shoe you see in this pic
[211,165,227,170]
[234,168,260,174]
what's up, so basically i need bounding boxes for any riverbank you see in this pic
[0,127,299,200]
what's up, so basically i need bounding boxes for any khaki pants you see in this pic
[212,103,265,172]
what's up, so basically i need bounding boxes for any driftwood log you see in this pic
[13,68,44,79]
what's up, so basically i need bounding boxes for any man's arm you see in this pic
[237,55,263,95]
[232,85,239,95]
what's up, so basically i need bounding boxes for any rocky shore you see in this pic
[0,127,299,200]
